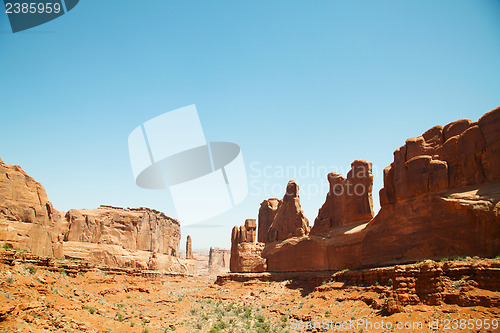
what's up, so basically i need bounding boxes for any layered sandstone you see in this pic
[64,206,180,256]
[267,181,310,242]
[0,158,195,274]
[208,247,230,274]
[60,205,197,272]
[261,106,500,272]
[230,219,266,273]
[257,198,279,243]
[365,106,500,268]
[0,158,63,257]
[311,160,374,235]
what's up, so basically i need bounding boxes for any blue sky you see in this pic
[1,0,499,250]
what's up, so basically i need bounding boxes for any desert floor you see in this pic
[0,255,499,333]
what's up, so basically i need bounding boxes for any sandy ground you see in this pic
[0,257,499,333]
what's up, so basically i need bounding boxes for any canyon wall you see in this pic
[0,158,195,274]
[0,158,64,257]
[232,106,500,273]
[361,106,500,268]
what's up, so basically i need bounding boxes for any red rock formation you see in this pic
[230,219,266,273]
[267,181,310,242]
[311,160,374,235]
[257,198,280,243]
[261,106,500,272]
[366,106,500,268]
[186,235,193,259]
[208,247,230,274]
[0,158,196,274]
[0,158,63,257]
[64,206,180,256]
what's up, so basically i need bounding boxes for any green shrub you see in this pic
[210,318,228,332]
[225,302,234,312]
[27,266,37,275]
[255,314,266,323]
[115,312,124,322]
[85,306,96,314]
[243,307,251,319]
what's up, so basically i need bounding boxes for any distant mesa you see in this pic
[208,247,231,274]
[230,106,500,273]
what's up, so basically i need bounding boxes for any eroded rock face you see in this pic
[267,181,310,242]
[208,247,230,274]
[260,106,500,272]
[380,107,500,205]
[230,243,266,273]
[311,160,374,235]
[0,158,194,273]
[257,198,280,243]
[0,158,63,257]
[230,219,266,273]
[367,107,500,266]
[64,206,180,256]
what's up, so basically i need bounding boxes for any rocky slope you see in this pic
[232,106,500,273]
[0,158,195,274]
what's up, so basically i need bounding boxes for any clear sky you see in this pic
[1,0,499,250]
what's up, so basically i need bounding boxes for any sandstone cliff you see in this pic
[362,106,500,268]
[256,107,500,272]
[0,158,195,274]
[0,158,63,257]
[64,206,180,256]
[230,219,266,273]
